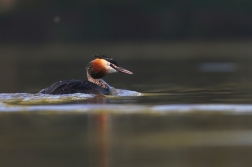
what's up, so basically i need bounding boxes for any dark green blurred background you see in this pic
[1,0,252,92]
[1,0,252,42]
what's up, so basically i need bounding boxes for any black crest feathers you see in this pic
[94,54,118,66]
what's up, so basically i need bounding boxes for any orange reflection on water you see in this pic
[93,113,109,167]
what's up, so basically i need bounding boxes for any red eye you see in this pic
[110,63,116,69]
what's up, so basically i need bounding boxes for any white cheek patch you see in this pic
[101,59,117,73]
[106,63,117,73]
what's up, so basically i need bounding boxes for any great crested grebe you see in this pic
[39,54,133,95]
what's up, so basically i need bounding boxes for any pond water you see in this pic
[1,43,252,167]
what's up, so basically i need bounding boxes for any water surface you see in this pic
[1,43,252,167]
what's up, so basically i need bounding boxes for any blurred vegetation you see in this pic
[0,0,252,43]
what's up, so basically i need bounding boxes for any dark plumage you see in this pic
[39,80,110,95]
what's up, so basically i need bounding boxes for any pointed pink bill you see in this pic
[114,66,133,74]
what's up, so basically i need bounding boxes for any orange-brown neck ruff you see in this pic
[88,58,107,79]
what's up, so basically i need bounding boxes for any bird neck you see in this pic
[86,70,111,89]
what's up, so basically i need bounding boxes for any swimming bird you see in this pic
[39,54,133,95]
